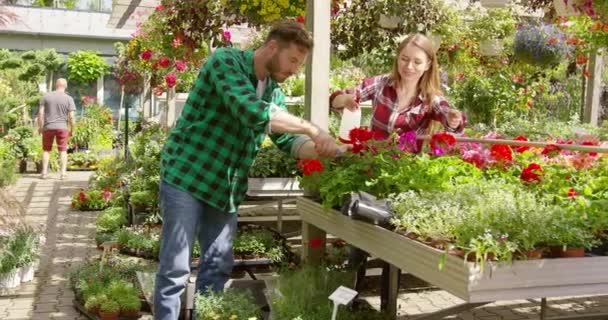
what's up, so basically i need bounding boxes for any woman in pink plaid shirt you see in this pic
[330,33,466,310]
[330,33,465,138]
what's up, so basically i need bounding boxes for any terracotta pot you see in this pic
[448,250,465,258]
[561,247,585,258]
[405,232,418,240]
[86,307,99,316]
[516,249,544,260]
[98,311,119,320]
[549,245,565,258]
[121,309,140,318]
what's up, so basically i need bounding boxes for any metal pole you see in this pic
[124,95,129,161]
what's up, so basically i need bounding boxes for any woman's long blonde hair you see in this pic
[390,34,442,108]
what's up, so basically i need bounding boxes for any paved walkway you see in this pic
[2,172,608,320]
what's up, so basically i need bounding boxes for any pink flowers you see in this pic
[222,30,232,42]
[165,73,177,88]
[174,60,187,72]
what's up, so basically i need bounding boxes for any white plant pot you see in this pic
[20,264,34,283]
[479,39,504,56]
[378,14,401,29]
[553,0,580,16]
[8,268,21,288]
[479,0,510,7]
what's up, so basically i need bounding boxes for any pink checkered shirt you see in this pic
[330,74,465,139]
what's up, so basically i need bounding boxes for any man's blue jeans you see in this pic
[154,181,237,320]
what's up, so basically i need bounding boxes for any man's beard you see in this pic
[265,53,285,83]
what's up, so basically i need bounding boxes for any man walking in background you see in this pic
[37,78,76,179]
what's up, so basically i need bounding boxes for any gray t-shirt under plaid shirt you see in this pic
[160,48,297,214]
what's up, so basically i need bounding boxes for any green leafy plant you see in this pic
[468,8,517,41]
[248,141,298,178]
[99,299,120,313]
[68,152,99,169]
[95,207,127,233]
[194,289,261,320]
[233,226,289,263]
[129,190,158,211]
[117,226,161,259]
[67,50,109,84]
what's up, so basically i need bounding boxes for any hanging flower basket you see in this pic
[479,0,510,8]
[553,0,580,17]
[514,24,573,67]
[479,39,504,56]
[378,14,401,29]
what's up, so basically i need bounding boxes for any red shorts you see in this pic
[42,129,70,152]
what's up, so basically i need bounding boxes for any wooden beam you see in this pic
[304,0,331,131]
[583,51,604,126]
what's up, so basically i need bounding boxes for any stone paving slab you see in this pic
[3,171,608,320]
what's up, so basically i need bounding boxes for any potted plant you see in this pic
[119,294,142,318]
[514,24,574,67]
[469,8,517,56]
[84,294,105,315]
[129,190,157,213]
[194,289,261,320]
[98,299,120,320]
[248,141,300,195]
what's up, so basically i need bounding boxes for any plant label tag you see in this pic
[328,285,358,306]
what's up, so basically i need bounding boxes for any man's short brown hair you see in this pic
[265,20,313,50]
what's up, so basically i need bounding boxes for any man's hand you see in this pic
[447,110,462,129]
[311,130,339,157]
[332,94,359,111]
[38,127,43,135]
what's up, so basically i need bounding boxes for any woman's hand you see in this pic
[332,94,359,111]
[447,110,462,129]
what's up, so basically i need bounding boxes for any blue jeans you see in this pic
[154,181,237,320]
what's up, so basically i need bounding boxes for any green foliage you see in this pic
[96,207,127,233]
[194,289,261,320]
[67,50,109,84]
[270,265,390,320]
[233,226,287,263]
[468,8,517,41]
[332,0,450,61]
[99,299,120,313]
[129,190,157,210]
[249,141,297,178]
[117,226,161,259]
[71,105,113,152]
[68,152,99,169]
[0,139,18,187]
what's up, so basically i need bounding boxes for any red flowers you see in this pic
[511,136,530,153]
[430,132,456,156]
[341,127,382,154]
[567,188,579,197]
[165,73,177,88]
[520,163,543,183]
[490,144,513,162]
[78,191,87,203]
[140,49,153,61]
[296,16,305,23]
[297,159,324,176]
[158,57,171,68]
[309,237,324,249]
[541,144,561,157]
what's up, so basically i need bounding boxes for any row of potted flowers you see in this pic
[298,128,608,269]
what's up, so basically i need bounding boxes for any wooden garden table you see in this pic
[298,197,608,320]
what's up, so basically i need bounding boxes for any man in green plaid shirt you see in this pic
[154,21,340,319]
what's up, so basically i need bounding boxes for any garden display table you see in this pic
[298,197,608,320]
[243,178,303,234]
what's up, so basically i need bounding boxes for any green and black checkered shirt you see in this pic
[161,48,298,213]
